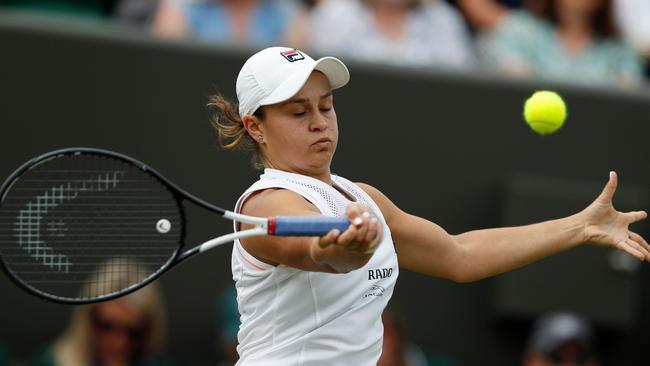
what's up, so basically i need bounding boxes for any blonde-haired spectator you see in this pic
[32,260,169,366]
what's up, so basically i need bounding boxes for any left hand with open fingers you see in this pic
[582,171,650,261]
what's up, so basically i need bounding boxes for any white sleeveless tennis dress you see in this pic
[231,169,399,366]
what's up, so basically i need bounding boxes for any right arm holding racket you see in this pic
[238,188,381,274]
[358,173,650,283]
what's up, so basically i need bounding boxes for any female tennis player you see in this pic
[209,47,649,366]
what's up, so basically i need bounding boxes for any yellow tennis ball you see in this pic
[523,90,567,135]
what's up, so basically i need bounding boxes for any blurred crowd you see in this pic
[0,0,648,88]
[0,257,607,366]
[0,290,602,366]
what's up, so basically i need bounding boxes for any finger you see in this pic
[625,210,648,224]
[319,229,340,248]
[597,171,618,204]
[363,218,381,254]
[616,239,645,260]
[353,212,372,243]
[627,233,650,260]
[358,216,377,252]
[363,217,379,244]
[346,204,363,222]
[346,209,364,247]
[336,224,358,246]
[346,211,371,249]
[629,231,650,252]
[626,237,650,260]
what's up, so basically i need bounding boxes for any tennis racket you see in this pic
[0,148,350,304]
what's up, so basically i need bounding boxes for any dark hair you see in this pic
[207,94,265,169]
[526,0,618,37]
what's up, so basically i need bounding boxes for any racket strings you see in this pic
[0,153,183,302]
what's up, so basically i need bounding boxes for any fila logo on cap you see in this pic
[280,49,305,62]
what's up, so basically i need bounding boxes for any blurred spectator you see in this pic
[614,0,650,58]
[461,0,644,87]
[215,284,239,366]
[152,0,302,47]
[455,0,511,30]
[378,309,457,366]
[310,0,474,69]
[450,0,523,30]
[0,0,116,18]
[522,312,600,366]
[32,260,169,366]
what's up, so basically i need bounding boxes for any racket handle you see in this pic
[269,216,350,236]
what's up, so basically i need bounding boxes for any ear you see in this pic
[242,114,264,142]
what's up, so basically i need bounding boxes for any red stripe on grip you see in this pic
[268,217,277,235]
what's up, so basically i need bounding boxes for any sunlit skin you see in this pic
[93,300,147,366]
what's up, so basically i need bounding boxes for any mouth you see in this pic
[313,138,332,145]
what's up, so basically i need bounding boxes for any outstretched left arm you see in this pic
[359,172,650,283]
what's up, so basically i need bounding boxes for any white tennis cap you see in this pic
[236,47,350,118]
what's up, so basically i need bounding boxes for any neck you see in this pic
[265,162,332,185]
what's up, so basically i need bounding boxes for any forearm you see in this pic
[453,213,587,282]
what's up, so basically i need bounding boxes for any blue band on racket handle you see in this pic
[269,216,350,236]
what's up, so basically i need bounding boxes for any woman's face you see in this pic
[255,71,338,177]
[92,300,148,363]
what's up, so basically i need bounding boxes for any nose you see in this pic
[309,109,329,131]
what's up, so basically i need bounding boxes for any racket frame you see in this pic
[0,147,266,304]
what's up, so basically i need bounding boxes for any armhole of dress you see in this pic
[233,187,274,272]
[332,177,385,221]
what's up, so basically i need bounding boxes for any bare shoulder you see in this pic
[241,188,321,217]
[355,182,386,203]
[355,182,402,223]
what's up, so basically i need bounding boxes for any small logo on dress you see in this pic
[363,285,385,298]
[281,50,305,62]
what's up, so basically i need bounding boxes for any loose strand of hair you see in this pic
[207,94,249,151]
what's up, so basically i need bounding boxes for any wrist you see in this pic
[569,211,591,245]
